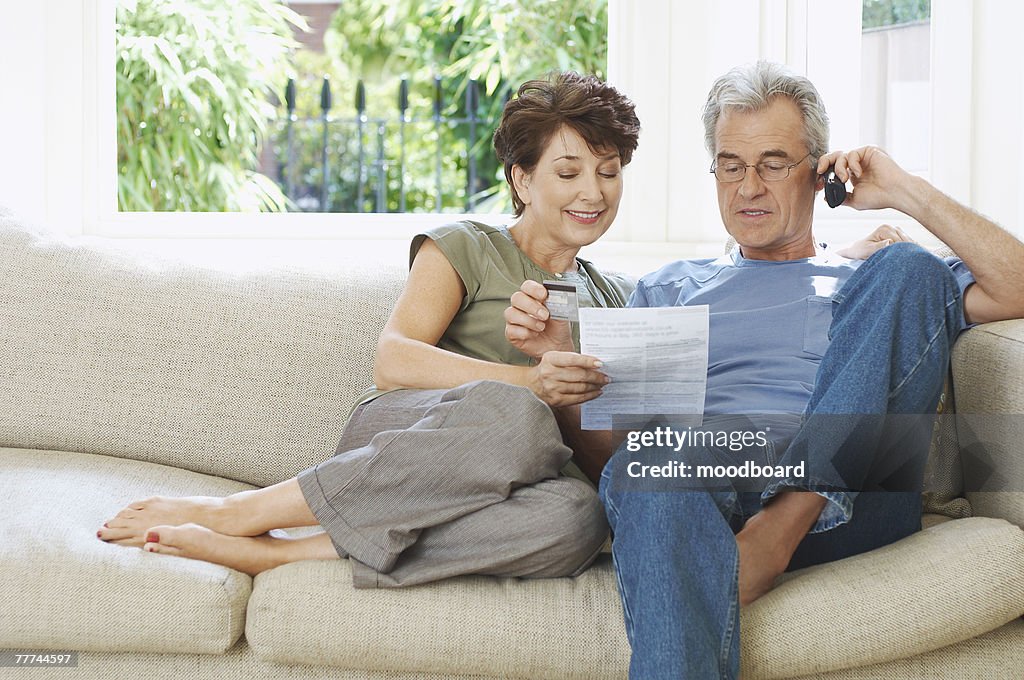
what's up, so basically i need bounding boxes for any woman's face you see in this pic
[513,125,623,250]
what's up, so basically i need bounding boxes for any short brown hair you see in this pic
[493,72,641,216]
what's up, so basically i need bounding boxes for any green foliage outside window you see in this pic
[116,0,306,211]
[862,0,931,29]
[281,0,608,213]
[116,0,608,213]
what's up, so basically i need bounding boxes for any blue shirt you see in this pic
[628,248,975,417]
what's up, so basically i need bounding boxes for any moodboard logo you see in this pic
[605,413,1024,493]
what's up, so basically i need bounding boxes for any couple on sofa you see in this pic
[97,63,1024,677]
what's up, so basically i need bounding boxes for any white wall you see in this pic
[969,0,1024,233]
[0,3,48,221]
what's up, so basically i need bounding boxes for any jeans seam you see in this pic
[889,312,952,399]
[719,544,739,679]
[601,489,637,645]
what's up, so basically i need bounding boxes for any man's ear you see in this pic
[511,164,532,206]
[813,171,826,192]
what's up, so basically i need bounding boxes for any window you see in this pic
[860,1,932,177]
[18,0,1021,243]
[114,0,609,217]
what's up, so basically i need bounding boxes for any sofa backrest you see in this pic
[0,210,405,487]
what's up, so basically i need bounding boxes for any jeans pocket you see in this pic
[802,295,834,357]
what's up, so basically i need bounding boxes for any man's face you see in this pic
[713,97,823,261]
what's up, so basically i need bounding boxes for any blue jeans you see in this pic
[599,244,966,679]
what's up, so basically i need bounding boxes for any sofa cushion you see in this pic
[247,517,1024,679]
[0,211,406,487]
[795,618,1024,679]
[744,517,1024,679]
[951,319,1024,529]
[0,448,252,654]
[246,556,631,679]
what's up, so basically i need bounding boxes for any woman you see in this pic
[97,71,641,587]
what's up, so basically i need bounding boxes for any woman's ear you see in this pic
[511,164,532,207]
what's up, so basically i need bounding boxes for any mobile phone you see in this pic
[823,165,846,208]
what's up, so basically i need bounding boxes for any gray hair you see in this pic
[702,61,830,161]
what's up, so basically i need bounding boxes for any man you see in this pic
[505,61,1024,678]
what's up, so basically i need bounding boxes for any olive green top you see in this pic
[354,220,635,408]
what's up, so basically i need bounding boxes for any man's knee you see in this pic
[868,241,957,291]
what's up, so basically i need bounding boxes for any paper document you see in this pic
[579,306,709,430]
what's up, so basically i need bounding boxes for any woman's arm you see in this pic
[373,239,607,405]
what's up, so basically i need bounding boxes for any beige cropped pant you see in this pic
[296,380,608,588]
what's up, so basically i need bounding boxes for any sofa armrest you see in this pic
[951,319,1024,529]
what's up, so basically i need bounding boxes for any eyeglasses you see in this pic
[710,153,812,183]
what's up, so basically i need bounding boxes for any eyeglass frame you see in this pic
[709,152,813,183]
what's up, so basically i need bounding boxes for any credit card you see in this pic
[543,280,579,322]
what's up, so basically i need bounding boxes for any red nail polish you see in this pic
[146,531,159,543]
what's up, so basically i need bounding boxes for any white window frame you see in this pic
[33,0,1019,244]
[69,0,518,239]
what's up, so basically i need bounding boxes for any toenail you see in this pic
[146,531,159,543]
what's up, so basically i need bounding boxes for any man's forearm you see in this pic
[553,404,623,484]
[898,176,1024,321]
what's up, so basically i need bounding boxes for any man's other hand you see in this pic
[834,224,916,260]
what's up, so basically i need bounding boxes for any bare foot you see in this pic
[98,480,318,547]
[735,492,827,606]
[98,495,236,547]
[735,513,791,605]
[141,524,339,576]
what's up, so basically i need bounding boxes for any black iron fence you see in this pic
[266,76,507,213]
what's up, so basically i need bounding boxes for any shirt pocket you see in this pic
[802,295,834,357]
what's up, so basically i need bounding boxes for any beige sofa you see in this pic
[1,207,1022,679]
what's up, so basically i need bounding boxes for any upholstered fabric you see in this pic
[921,371,973,518]
[0,447,253,654]
[796,618,1024,679]
[951,320,1024,529]
[8,639,493,680]
[742,517,1024,679]
[246,517,1024,680]
[11,619,1024,680]
[246,555,630,679]
[0,215,406,487]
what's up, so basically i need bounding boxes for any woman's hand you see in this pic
[527,351,609,407]
[504,280,575,360]
[834,224,916,260]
